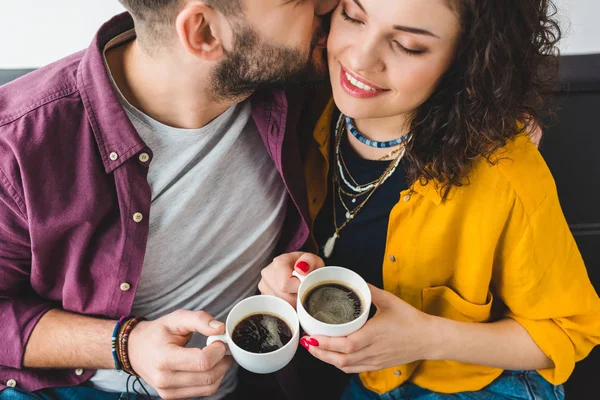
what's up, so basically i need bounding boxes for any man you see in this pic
[0,0,337,399]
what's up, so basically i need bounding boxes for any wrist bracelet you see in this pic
[117,316,147,376]
[111,316,127,371]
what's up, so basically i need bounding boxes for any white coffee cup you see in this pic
[206,295,299,374]
[292,266,371,337]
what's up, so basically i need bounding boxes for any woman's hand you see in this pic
[258,252,325,306]
[301,284,436,373]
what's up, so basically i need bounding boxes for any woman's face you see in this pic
[328,0,461,121]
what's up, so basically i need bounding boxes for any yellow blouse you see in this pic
[304,100,600,394]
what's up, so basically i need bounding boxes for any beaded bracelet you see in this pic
[117,317,135,373]
[117,316,147,377]
[111,316,127,371]
[117,317,134,375]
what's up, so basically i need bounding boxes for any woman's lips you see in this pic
[339,66,387,99]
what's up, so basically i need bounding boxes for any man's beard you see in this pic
[209,21,329,102]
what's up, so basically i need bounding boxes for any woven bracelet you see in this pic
[111,316,127,371]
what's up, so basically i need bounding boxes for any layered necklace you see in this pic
[323,114,409,258]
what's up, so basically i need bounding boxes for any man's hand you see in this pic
[258,252,325,306]
[128,310,233,400]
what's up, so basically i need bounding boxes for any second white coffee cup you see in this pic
[292,266,371,337]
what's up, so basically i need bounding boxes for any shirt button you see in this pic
[133,212,143,223]
[138,153,150,163]
[403,195,411,202]
[120,282,131,292]
[389,255,396,262]
[6,379,17,388]
[75,368,84,376]
[394,370,402,376]
[109,152,119,161]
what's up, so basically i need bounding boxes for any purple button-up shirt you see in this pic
[0,13,312,392]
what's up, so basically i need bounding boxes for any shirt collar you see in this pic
[77,12,151,174]
[411,178,443,206]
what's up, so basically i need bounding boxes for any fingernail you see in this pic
[296,261,309,273]
[308,338,319,347]
[209,320,225,329]
[300,337,310,350]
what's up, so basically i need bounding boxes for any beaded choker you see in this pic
[345,115,409,149]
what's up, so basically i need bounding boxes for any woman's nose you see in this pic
[346,38,385,74]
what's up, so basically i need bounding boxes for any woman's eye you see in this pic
[341,8,363,25]
[395,42,426,56]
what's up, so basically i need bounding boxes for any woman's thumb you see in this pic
[294,253,325,276]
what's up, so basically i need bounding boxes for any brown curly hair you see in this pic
[404,0,562,199]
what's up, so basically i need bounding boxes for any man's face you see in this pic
[210,0,338,100]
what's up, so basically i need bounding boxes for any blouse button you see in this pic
[6,379,17,388]
[139,153,150,163]
[403,195,411,202]
[75,368,84,376]
[120,282,131,292]
[109,152,119,161]
[389,255,397,262]
[394,370,402,376]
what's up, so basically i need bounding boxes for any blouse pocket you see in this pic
[422,286,493,323]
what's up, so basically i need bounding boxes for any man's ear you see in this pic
[175,3,230,61]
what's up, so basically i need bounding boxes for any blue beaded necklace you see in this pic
[345,115,409,148]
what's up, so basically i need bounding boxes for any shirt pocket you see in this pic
[422,286,493,323]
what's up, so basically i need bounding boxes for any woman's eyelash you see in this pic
[341,8,425,56]
[395,42,425,56]
[341,9,363,25]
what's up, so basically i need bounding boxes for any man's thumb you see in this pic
[165,309,225,336]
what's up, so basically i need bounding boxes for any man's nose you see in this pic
[315,0,339,16]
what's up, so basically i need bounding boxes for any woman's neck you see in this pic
[345,113,411,161]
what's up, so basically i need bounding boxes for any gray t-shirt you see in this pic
[91,36,288,399]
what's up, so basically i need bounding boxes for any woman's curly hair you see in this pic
[404,0,562,199]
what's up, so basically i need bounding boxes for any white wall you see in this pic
[0,0,598,68]
[558,0,600,55]
[0,1,125,68]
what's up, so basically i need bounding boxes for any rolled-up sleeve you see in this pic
[494,188,600,385]
[0,168,54,369]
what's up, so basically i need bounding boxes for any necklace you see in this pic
[378,147,403,161]
[335,116,406,194]
[323,114,407,258]
[345,115,409,148]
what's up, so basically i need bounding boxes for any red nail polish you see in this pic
[308,338,319,347]
[296,261,309,273]
[300,338,310,350]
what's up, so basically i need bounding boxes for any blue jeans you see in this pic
[0,385,139,400]
[341,371,565,400]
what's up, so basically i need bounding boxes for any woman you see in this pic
[259,0,600,399]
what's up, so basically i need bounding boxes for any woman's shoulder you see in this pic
[468,134,557,215]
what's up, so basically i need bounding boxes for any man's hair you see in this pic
[118,0,241,49]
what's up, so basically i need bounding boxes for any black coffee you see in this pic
[232,313,292,354]
[302,282,363,324]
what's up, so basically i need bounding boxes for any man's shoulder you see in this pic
[0,50,85,129]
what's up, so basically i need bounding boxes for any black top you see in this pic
[313,112,409,289]
[293,111,409,400]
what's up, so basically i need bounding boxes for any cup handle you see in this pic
[291,270,306,282]
[206,334,232,355]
